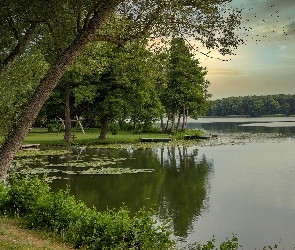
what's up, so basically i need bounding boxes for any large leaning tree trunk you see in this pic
[0,2,119,182]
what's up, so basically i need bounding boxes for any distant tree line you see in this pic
[206,94,295,117]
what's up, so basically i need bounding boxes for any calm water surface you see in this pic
[13,117,295,249]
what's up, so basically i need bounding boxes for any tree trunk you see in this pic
[99,116,109,139]
[64,82,72,143]
[160,116,165,133]
[170,113,175,135]
[165,117,169,132]
[181,105,186,131]
[0,2,119,182]
[184,108,188,130]
[165,113,171,132]
[133,116,137,134]
[176,112,181,131]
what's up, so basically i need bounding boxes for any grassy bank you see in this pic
[0,128,211,249]
[0,217,73,250]
[22,128,175,147]
[0,175,175,250]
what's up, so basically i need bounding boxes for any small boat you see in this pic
[184,135,211,140]
[141,138,172,143]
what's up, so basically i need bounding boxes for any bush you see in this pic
[46,123,55,132]
[0,181,9,214]
[0,174,175,249]
[109,122,120,135]
[183,235,241,250]
[174,129,204,140]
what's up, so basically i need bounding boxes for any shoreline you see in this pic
[196,132,294,147]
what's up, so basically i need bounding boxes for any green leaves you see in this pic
[163,37,210,122]
[1,174,175,249]
[0,49,49,134]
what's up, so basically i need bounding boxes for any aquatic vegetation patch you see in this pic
[80,167,155,175]
[11,149,155,182]
[16,149,68,157]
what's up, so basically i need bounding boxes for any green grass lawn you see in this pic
[21,127,173,146]
[0,127,204,147]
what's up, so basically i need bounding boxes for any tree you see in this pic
[75,41,164,139]
[206,94,295,117]
[0,0,243,181]
[163,38,210,133]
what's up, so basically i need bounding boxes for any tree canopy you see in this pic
[162,37,210,133]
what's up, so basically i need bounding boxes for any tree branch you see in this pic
[94,34,126,47]
[76,0,83,33]
[0,23,37,78]
[83,2,102,30]
[6,16,19,41]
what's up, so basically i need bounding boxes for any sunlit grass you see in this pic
[22,127,172,146]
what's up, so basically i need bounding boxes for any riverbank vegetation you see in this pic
[0,174,244,250]
[0,128,205,148]
[0,174,174,249]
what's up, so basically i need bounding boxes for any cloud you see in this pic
[207,68,245,76]
[286,21,295,36]
[233,0,295,44]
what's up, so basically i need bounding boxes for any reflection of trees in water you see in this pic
[67,148,165,214]
[52,146,213,238]
[156,146,213,238]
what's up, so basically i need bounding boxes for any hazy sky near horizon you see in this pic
[199,0,295,100]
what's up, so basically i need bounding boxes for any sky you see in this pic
[198,0,295,100]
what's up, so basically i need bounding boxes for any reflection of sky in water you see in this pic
[186,140,295,249]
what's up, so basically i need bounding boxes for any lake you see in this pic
[12,117,295,249]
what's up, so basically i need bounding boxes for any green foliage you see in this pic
[174,130,204,140]
[207,94,295,117]
[162,37,211,133]
[0,49,49,135]
[46,119,63,133]
[109,122,120,135]
[0,182,9,214]
[184,234,241,250]
[0,174,175,249]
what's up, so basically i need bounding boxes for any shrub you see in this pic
[0,181,9,214]
[174,129,204,140]
[1,174,175,249]
[109,122,120,135]
[46,123,55,132]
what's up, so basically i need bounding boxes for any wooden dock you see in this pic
[20,144,40,150]
[141,138,172,143]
